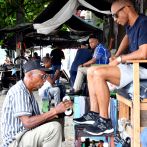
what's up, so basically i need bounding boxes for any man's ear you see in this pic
[27,72,33,80]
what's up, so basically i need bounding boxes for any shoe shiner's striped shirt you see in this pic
[1,80,40,147]
[93,43,110,64]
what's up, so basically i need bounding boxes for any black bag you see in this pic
[82,82,89,97]
[56,84,66,101]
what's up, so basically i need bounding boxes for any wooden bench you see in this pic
[116,60,147,147]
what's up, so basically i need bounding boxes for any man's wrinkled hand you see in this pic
[109,58,119,66]
[78,65,82,69]
[55,100,73,114]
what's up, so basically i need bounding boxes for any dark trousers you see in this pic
[70,70,77,90]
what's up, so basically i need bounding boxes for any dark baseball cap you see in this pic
[23,59,53,74]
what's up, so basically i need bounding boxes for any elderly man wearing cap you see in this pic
[1,59,72,147]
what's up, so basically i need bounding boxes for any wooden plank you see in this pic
[140,110,147,127]
[131,108,134,147]
[110,136,114,147]
[116,94,132,107]
[141,99,147,102]
[127,60,147,63]
[141,127,145,132]
[133,63,140,147]
[140,103,147,110]
[119,101,122,120]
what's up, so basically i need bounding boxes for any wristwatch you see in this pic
[82,63,83,67]
[117,56,122,63]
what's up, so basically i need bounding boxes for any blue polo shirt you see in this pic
[93,43,109,64]
[71,48,92,71]
[126,14,147,68]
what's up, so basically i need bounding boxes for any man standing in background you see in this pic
[50,43,65,85]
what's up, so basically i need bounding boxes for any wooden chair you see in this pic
[116,60,147,147]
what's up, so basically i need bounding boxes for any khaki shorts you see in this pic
[116,64,147,89]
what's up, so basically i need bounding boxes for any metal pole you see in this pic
[31,48,32,57]
[40,37,41,60]
[115,34,117,49]
[103,15,105,45]
[42,47,43,58]
[140,0,143,13]
[20,42,22,79]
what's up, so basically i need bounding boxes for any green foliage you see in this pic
[0,0,51,28]
[60,24,68,31]
[0,0,51,42]
[0,40,4,46]
[96,18,103,27]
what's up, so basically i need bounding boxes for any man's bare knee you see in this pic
[87,67,95,78]
[46,121,61,133]
[93,68,106,80]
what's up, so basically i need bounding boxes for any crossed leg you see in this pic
[87,65,121,119]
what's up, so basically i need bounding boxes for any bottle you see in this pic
[98,140,104,147]
[82,143,85,147]
[92,140,96,147]
[103,140,109,147]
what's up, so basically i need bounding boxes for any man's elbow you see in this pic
[91,60,97,64]
[139,53,147,60]
[23,122,31,130]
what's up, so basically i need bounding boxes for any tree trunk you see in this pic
[16,0,24,64]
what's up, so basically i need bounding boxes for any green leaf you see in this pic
[60,24,68,31]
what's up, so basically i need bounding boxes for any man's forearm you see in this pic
[83,59,97,67]
[121,49,146,63]
[52,70,60,82]
[115,34,129,56]
[21,108,57,130]
[47,70,60,84]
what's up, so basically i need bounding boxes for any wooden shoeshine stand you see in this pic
[116,60,147,147]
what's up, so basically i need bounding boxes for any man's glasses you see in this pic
[112,6,130,19]
[31,71,48,80]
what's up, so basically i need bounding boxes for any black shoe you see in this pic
[83,116,114,135]
[67,90,82,95]
[73,111,99,124]
[66,89,74,93]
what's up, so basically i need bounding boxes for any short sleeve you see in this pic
[93,46,104,60]
[12,91,32,118]
[138,21,147,46]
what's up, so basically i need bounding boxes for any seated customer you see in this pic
[74,0,147,136]
[70,42,92,90]
[39,57,61,106]
[4,55,10,65]
[69,35,110,95]
[1,59,72,147]
[33,52,40,60]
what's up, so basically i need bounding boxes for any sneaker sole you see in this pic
[85,128,114,135]
[73,120,95,125]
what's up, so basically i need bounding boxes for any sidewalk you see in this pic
[0,79,75,147]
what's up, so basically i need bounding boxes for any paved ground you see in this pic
[0,79,75,147]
